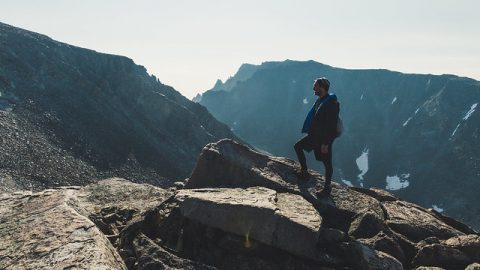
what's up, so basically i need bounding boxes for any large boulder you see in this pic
[186,139,385,229]
[466,263,480,270]
[358,231,407,266]
[412,234,480,270]
[72,178,174,222]
[0,187,126,269]
[443,234,480,259]
[175,187,323,261]
[165,186,402,270]
[383,200,463,242]
[0,178,173,270]
[413,244,471,270]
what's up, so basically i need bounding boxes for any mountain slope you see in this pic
[0,22,239,190]
[197,60,480,229]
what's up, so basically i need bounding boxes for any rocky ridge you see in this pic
[1,140,479,269]
[0,21,240,191]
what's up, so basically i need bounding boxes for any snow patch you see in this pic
[403,108,421,127]
[451,123,461,137]
[342,180,353,187]
[391,97,397,104]
[385,174,410,190]
[402,117,413,127]
[463,103,478,120]
[450,103,478,138]
[356,148,369,181]
[303,98,308,104]
[432,204,444,213]
[200,125,213,137]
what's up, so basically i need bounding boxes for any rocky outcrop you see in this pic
[186,138,385,227]
[1,140,478,269]
[0,22,240,191]
[181,139,479,269]
[0,178,172,269]
[0,188,126,269]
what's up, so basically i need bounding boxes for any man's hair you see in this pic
[315,77,330,91]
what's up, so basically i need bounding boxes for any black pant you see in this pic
[294,135,333,186]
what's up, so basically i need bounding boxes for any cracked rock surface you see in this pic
[0,178,173,269]
[0,188,126,269]
[1,140,479,270]
[176,187,322,260]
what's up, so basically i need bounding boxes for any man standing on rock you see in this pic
[294,77,340,195]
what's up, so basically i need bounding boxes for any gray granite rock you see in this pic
[383,200,463,242]
[186,139,385,224]
[176,187,322,261]
[466,263,480,270]
[0,188,126,269]
[0,178,174,270]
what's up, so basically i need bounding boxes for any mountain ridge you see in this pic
[0,21,240,191]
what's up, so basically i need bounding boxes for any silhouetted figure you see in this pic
[294,77,340,195]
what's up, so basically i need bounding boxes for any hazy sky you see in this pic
[2,0,479,99]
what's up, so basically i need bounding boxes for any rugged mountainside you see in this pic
[1,140,479,270]
[0,22,239,191]
[196,60,480,229]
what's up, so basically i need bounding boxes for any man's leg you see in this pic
[321,143,333,189]
[294,135,311,171]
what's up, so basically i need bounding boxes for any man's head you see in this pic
[313,77,330,97]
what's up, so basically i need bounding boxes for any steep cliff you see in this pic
[0,22,239,190]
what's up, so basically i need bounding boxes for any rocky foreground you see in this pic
[1,139,479,269]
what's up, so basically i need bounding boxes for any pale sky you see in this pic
[1,0,479,99]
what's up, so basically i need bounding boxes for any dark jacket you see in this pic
[309,94,340,146]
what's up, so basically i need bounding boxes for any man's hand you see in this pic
[321,144,329,154]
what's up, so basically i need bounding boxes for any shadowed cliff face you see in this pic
[197,60,480,230]
[0,22,239,190]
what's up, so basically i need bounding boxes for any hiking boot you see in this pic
[295,168,310,181]
[316,184,332,197]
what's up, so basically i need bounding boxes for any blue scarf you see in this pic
[301,94,336,133]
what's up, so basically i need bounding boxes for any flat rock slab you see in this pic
[73,177,174,221]
[175,187,323,261]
